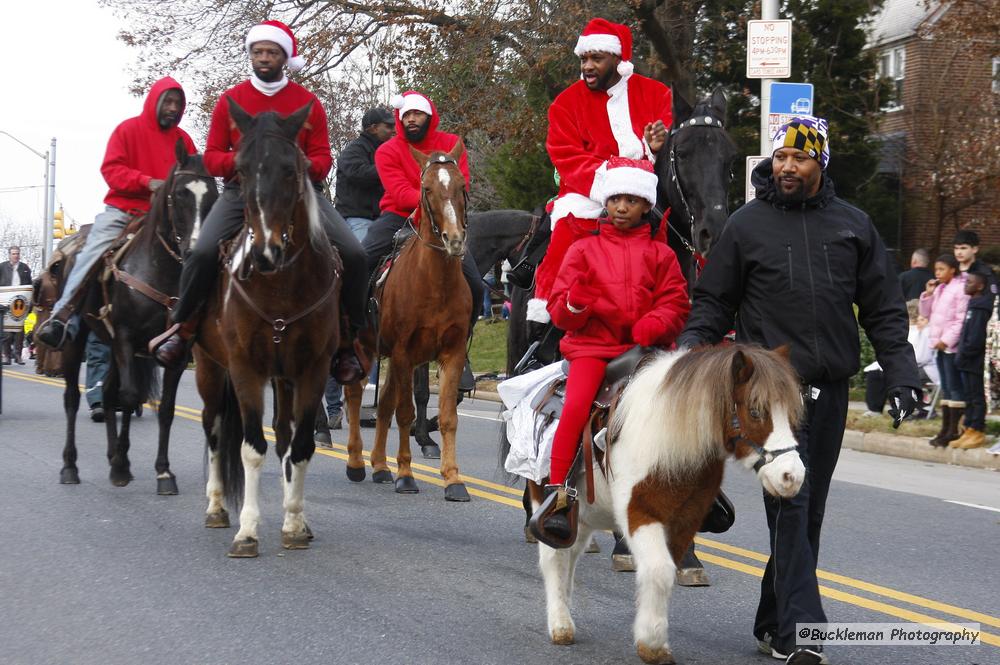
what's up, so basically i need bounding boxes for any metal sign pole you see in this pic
[759,0,779,156]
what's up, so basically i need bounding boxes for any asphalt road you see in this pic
[1,363,997,665]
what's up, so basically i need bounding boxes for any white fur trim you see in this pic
[287,55,305,72]
[606,77,644,159]
[526,298,551,323]
[599,167,658,205]
[395,93,433,117]
[550,193,603,227]
[246,25,294,58]
[616,60,634,77]
[574,34,622,57]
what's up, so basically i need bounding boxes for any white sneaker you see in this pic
[772,646,829,664]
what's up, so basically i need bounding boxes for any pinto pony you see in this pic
[343,141,473,501]
[195,100,341,557]
[537,345,806,664]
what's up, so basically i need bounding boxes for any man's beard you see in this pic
[404,123,429,143]
[253,65,283,82]
[774,178,807,204]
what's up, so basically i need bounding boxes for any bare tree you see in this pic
[0,215,45,275]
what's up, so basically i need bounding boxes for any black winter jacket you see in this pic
[956,293,995,373]
[334,132,385,219]
[677,159,920,389]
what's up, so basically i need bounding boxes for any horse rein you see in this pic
[725,409,797,473]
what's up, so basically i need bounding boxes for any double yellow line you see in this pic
[7,369,999,648]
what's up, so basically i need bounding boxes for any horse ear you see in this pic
[710,87,728,119]
[447,138,466,162]
[282,101,313,140]
[408,143,430,169]
[174,138,188,167]
[731,349,753,385]
[672,89,693,125]
[774,344,791,360]
[227,97,254,135]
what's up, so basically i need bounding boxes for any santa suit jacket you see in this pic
[375,96,470,219]
[204,80,332,184]
[101,77,197,214]
[546,74,672,225]
[548,222,689,360]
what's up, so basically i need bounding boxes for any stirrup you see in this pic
[528,484,578,549]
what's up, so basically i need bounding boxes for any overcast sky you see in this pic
[0,1,198,239]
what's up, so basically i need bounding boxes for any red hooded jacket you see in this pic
[101,77,197,213]
[204,80,332,183]
[374,92,470,218]
[548,220,690,360]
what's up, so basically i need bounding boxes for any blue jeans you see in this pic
[52,207,131,316]
[935,351,963,402]
[85,336,111,408]
[344,216,373,243]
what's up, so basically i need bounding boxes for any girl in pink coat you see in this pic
[918,253,969,445]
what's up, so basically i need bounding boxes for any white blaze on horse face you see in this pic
[256,163,274,262]
[185,179,209,244]
[755,404,805,499]
[437,166,451,189]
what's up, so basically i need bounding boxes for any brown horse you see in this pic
[194,99,341,557]
[343,141,473,501]
[536,345,805,664]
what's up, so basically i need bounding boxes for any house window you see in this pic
[993,56,999,94]
[878,46,906,109]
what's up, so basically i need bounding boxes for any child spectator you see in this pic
[951,272,994,449]
[529,157,690,546]
[919,254,969,446]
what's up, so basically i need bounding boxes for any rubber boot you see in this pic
[928,404,951,447]
[944,406,965,446]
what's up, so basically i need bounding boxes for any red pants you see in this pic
[549,356,608,485]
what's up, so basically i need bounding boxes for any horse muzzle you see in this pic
[442,233,466,258]
[758,451,805,499]
[252,243,284,274]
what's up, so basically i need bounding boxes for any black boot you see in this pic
[36,317,71,350]
[506,258,536,290]
[528,484,577,548]
[928,404,951,447]
[459,356,476,393]
[943,405,964,446]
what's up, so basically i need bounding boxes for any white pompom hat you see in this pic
[390,92,434,117]
[598,156,658,206]
[573,18,635,78]
[246,20,305,72]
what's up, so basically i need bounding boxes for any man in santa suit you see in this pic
[150,20,368,382]
[526,18,673,324]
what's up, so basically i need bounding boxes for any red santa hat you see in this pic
[390,91,434,117]
[598,156,658,206]
[246,20,306,72]
[573,18,634,78]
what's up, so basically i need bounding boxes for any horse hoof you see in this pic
[550,627,575,645]
[524,525,538,544]
[281,531,310,550]
[205,510,230,528]
[346,465,366,482]
[372,469,394,484]
[60,468,80,485]
[637,643,675,665]
[444,483,470,502]
[227,537,259,558]
[395,476,420,494]
[585,537,600,554]
[157,475,179,495]
[314,430,332,448]
[676,566,710,587]
[612,553,636,572]
[420,443,441,459]
[109,470,133,487]
[305,523,314,540]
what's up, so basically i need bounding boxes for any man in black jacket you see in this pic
[336,107,395,242]
[677,116,921,665]
[1,246,32,364]
[897,248,933,300]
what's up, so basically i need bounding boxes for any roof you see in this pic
[867,0,940,48]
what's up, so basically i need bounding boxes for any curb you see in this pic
[467,388,999,471]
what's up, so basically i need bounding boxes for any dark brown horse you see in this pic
[343,141,473,501]
[195,100,341,557]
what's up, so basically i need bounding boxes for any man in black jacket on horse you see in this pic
[677,116,921,665]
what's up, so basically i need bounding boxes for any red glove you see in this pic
[632,316,666,347]
[567,282,601,311]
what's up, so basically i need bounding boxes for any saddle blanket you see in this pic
[498,361,566,483]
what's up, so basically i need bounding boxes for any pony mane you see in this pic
[610,345,802,481]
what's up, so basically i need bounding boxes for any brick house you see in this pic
[869,0,999,259]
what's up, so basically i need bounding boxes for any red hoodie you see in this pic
[101,77,197,213]
[204,80,332,183]
[374,92,471,218]
[548,221,690,360]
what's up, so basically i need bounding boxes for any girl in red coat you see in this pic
[533,157,690,545]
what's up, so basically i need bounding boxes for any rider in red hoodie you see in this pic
[533,157,690,545]
[363,90,485,340]
[38,77,196,348]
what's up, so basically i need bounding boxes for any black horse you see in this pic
[58,142,218,492]
[471,88,738,583]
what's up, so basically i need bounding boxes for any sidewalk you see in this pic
[466,386,1000,472]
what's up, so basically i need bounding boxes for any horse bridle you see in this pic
[161,167,217,263]
[725,407,797,472]
[413,155,468,254]
[664,114,728,279]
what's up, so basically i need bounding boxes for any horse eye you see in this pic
[749,408,763,420]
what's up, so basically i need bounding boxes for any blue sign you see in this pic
[769,82,814,115]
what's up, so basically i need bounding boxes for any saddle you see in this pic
[366,224,417,329]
